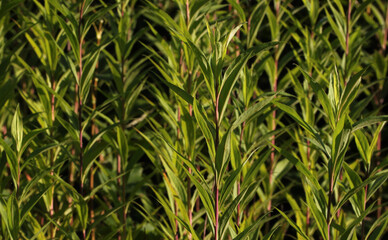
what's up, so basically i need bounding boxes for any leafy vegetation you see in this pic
[0,0,387,239]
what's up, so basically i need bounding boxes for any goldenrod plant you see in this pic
[0,0,387,239]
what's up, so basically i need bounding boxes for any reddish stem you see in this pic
[306,139,311,234]
[175,200,179,240]
[268,54,278,212]
[383,7,388,52]
[203,214,208,239]
[78,2,85,239]
[215,185,219,240]
[327,174,334,240]
[49,75,56,239]
[345,0,352,55]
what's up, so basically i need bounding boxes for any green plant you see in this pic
[0,0,387,239]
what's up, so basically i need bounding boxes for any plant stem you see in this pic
[215,184,219,240]
[78,1,86,239]
[327,173,334,240]
[90,78,98,240]
[175,200,179,240]
[383,6,388,53]
[237,119,245,227]
[117,154,122,240]
[306,139,310,235]
[184,2,195,234]
[345,0,351,56]
[118,3,129,238]
[376,130,382,218]
[376,7,387,217]
[90,20,102,239]
[214,68,220,240]
[203,213,208,239]
[268,52,278,213]
[50,74,56,239]
[176,105,181,240]
[361,183,368,239]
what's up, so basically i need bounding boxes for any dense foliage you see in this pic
[0,0,387,239]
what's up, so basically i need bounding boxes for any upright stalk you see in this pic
[90,20,103,240]
[69,85,78,226]
[376,133,383,218]
[306,139,311,234]
[345,0,351,56]
[78,0,85,197]
[215,184,219,240]
[49,73,56,239]
[77,1,86,239]
[268,52,278,212]
[327,173,334,240]
[361,171,369,239]
[214,75,220,240]
[184,2,194,238]
[176,106,181,240]
[268,0,280,213]
[231,0,243,228]
[383,6,388,53]
[118,3,129,239]
[237,120,245,227]
[174,200,179,240]
[376,6,387,218]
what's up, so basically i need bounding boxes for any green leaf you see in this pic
[275,101,316,136]
[231,95,274,130]
[226,0,246,23]
[297,65,335,129]
[338,68,366,117]
[366,122,385,164]
[342,163,363,213]
[333,170,388,217]
[340,204,374,240]
[11,105,23,152]
[366,211,388,240]
[81,49,102,103]
[219,184,256,239]
[82,4,118,41]
[76,198,88,231]
[353,130,369,164]
[352,115,388,132]
[163,81,194,105]
[56,15,79,65]
[233,212,269,240]
[193,98,215,161]
[215,129,231,183]
[0,138,18,188]
[20,184,53,225]
[276,208,309,240]
[324,8,345,51]
[275,101,329,157]
[7,193,19,240]
[82,141,107,183]
[271,143,320,191]
[306,190,328,240]
[218,42,278,124]
[0,0,23,18]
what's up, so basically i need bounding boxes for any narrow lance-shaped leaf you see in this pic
[219,183,257,239]
[338,68,366,117]
[12,105,23,152]
[366,122,385,165]
[276,208,309,240]
[218,42,278,124]
[193,98,215,161]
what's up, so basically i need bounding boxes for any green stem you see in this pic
[78,1,86,239]
[345,0,351,56]
[327,173,334,240]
